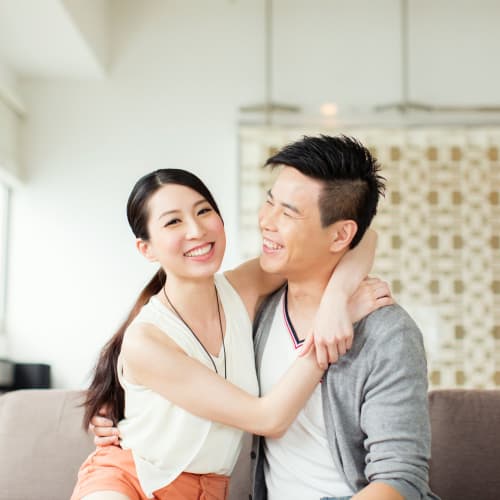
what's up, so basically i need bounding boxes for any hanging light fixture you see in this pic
[239,0,301,125]
[375,0,500,114]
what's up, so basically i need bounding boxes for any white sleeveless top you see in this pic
[117,274,259,498]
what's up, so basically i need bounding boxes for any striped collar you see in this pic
[282,285,304,350]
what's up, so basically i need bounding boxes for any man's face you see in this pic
[258,166,337,279]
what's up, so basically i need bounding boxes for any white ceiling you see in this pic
[0,0,109,80]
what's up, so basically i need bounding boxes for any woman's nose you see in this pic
[186,218,206,239]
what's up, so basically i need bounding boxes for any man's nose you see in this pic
[259,203,277,231]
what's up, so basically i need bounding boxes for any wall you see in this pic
[5,0,500,388]
[239,124,500,389]
[7,0,263,388]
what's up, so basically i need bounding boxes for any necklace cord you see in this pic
[163,282,227,379]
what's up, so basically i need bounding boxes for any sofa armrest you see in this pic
[0,389,94,500]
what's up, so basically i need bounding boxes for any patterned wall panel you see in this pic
[238,125,500,389]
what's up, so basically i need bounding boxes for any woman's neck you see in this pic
[161,273,218,321]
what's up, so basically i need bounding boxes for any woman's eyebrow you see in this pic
[158,199,207,220]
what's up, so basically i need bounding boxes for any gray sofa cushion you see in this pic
[2,388,499,500]
[0,389,94,500]
[0,389,251,500]
[429,389,500,500]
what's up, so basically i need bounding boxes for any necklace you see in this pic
[163,283,227,379]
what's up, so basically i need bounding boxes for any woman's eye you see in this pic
[198,207,212,215]
[266,199,273,206]
[164,218,181,227]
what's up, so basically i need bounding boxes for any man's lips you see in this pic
[262,237,284,251]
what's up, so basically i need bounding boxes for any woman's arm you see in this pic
[228,229,380,369]
[224,258,285,320]
[227,227,376,327]
[301,228,378,368]
[352,483,404,500]
[121,323,323,437]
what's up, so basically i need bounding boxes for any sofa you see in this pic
[0,389,499,500]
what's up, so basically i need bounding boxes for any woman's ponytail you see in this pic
[82,269,166,428]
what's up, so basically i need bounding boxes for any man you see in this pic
[250,134,438,499]
[93,135,437,500]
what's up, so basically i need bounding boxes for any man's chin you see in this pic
[259,253,283,274]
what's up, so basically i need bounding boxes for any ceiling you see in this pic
[0,0,109,80]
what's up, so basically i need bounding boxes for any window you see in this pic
[0,181,10,334]
[0,93,20,337]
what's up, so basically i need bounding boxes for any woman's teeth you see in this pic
[185,244,212,257]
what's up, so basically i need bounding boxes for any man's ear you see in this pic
[136,238,157,262]
[329,220,358,252]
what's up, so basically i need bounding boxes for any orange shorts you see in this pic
[71,446,229,500]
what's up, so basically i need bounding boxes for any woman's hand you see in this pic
[89,405,120,447]
[348,276,393,324]
[300,277,393,368]
[300,290,352,369]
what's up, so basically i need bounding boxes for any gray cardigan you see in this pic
[251,287,440,500]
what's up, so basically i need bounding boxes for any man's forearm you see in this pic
[351,482,404,500]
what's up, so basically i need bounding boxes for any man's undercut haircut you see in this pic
[265,135,386,247]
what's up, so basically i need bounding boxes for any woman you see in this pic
[72,169,391,500]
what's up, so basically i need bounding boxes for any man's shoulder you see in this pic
[254,286,285,326]
[361,302,412,324]
[354,303,424,346]
[347,304,428,377]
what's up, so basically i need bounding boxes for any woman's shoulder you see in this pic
[124,320,162,346]
[217,273,250,312]
[123,320,183,358]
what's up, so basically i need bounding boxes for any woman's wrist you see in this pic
[320,287,349,308]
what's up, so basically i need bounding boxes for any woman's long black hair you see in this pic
[82,169,221,428]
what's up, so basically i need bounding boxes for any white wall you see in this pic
[410,0,500,104]
[8,0,263,388]
[6,0,500,388]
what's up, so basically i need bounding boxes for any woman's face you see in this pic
[141,183,226,281]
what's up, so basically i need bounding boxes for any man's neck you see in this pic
[285,274,332,341]
[286,279,325,310]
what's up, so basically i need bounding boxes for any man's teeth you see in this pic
[264,238,282,250]
[185,244,212,257]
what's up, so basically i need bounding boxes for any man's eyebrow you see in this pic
[158,198,207,220]
[266,189,302,215]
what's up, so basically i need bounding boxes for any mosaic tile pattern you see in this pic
[238,125,500,389]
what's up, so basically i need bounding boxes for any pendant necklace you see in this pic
[163,283,227,379]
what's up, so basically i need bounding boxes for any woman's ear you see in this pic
[329,220,358,253]
[136,238,157,262]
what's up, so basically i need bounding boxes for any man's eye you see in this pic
[164,218,181,227]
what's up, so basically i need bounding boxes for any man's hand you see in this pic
[89,406,120,447]
[300,277,393,368]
